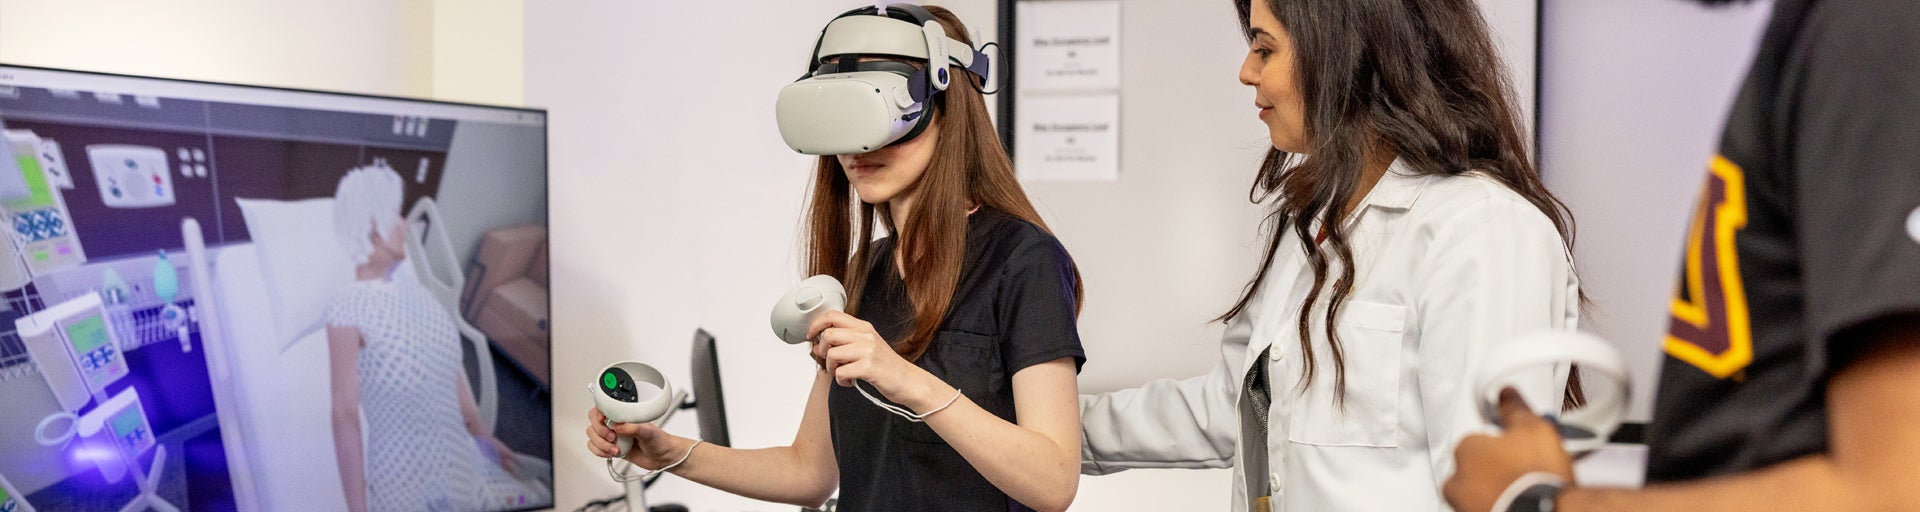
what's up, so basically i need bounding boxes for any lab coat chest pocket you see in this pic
[1286,300,1407,448]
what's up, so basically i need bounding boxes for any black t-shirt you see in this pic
[1646,0,1920,482]
[829,207,1086,511]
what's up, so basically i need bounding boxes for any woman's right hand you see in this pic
[586,407,686,470]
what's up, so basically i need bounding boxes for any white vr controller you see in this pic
[589,361,676,458]
[770,275,948,423]
[588,274,844,462]
[770,275,848,344]
[1476,330,1631,455]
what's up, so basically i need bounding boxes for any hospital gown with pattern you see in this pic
[327,278,552,511]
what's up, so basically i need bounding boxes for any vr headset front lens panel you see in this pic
[776,4,989,156]
[776,72,923,155]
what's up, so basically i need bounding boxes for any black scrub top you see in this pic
[829,206,1086,512]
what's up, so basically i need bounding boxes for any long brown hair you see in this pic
[802,5,1083,361]
[1225,0,1582,407]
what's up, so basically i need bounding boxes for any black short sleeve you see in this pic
[994,233,1086,375]
[1793,0,1920,365]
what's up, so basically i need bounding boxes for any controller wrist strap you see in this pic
[607,439,704,483]
[856,380,962,423]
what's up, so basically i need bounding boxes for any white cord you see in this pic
[855,381,962,423]
[35,412,80,446]
[606,439,704,483]
[1489,471,1568,512]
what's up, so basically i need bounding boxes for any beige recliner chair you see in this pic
[462,225,549,387]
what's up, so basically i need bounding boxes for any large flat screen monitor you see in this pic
[0,65,551,512]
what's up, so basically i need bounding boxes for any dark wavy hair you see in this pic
[1225,0,1582,407]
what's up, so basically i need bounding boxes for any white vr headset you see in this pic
[776,3,998,156]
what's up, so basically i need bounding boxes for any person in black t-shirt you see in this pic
[1445,0,1920,510]
[585,5,1087,512]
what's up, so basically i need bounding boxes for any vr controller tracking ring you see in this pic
[590,361,677,458]
[1474,330,1631,454]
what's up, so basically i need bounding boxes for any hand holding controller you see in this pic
[770,275,847,344]
[588,362,676,458]
[1475,330,1631,455]
[769,275,962,423]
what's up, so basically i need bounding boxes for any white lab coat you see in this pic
[1080,161,1579,512]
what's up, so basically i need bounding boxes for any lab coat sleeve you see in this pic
[1411,194,1578,488]
[1077,323,1249,475]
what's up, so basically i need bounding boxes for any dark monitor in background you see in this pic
[690,328,730,447]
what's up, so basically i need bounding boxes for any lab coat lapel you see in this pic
[1230,226,1316,512]
[1241,231,1311,381]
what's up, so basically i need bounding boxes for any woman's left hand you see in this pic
[808,310,934,406]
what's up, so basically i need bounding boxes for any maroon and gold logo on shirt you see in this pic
[1665,155,1755,379]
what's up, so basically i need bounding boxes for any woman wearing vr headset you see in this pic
[586,4,1086,512]
[1078,1,1581,511]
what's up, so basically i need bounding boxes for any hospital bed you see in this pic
[183,197,499,512]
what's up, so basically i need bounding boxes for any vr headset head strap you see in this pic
[802,3,992,85]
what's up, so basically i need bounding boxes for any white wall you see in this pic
[1539,0,1774,421]
[524,1,1246,508]
[0,0,1560,509]
[530,1,1536,511]
[526,1,837,508]
[1485,0,1539,143]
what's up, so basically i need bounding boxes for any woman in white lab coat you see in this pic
[1077,1,1581,511]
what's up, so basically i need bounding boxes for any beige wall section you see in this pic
[0,0,435,97]
[432,0,526,106]
[0,0,521,105]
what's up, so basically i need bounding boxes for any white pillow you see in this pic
[235,197,355,352]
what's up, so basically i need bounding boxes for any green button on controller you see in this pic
[602,371,618,390]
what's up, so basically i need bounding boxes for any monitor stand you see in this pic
[115,444,177,512]
[83,387,178,512]
[623,469,648,511]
